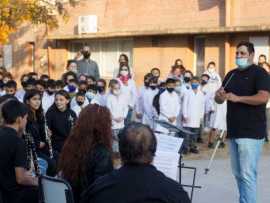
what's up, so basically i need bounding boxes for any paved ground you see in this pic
[181,145,270,203]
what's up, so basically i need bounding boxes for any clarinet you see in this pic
[24,131,41,176]
[44,115,54,159]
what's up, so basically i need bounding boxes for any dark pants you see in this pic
[183,127,200,150]
[7,186,38,203]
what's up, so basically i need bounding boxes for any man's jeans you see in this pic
[228,138,264,203]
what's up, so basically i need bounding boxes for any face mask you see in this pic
[144,81,150,87]
[167,87,174,93]
[208,68,215,73]
[82,51,90,59]
[68,85,76,93]
[191,83,199,90]
[71,68,78,74]
[113,89,121,96]
[47,90,54,95]
[201,80,208,86]
[184,77,191,83]
[120,70,128,76]
[175,86,181,94]
[236,58,250,69]
[86,91,96,100]
[77,101,84,106]
[150,85,157,90]
[97,86,105,93]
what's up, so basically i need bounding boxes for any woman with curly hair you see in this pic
[58,104,113,203]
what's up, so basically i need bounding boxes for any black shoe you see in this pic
[219,142,226,148]
[190,147,199,154]
[182,148,189,155]
[197,137,204,143]
[208,142,214,149]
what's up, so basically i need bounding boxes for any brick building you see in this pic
[3,0,270,84]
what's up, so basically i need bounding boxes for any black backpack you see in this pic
[152,88,165,115]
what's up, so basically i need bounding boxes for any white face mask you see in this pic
[120,70,128,76]
[113,89,121,96]
[208,68,215,73]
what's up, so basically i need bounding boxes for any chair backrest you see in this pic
[39,175,74,203]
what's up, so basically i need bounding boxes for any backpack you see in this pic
[152,88,165,115]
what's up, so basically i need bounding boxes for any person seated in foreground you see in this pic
[81,122,191,203]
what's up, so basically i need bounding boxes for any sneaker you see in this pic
[208,142,214,149]
[219,142,226,148]
[190,147,199,154]
[197,137,204,143]
[182,147,189,155]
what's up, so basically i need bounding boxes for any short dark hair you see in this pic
[237,41,255,54]
[109,79,119,88]
[201,74,210,80]
[35,79,46,88]
[47,79,56,88]
[119,122,157,164]
[5,80,17,89]
[207,61,216,68]
[259,54,267,60]
[55,80,64,88]
[2,100,28,124]
[97,79,107,87]
[192,76,200,82]
[166,78,176,84]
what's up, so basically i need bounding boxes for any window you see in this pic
[69,38,133,78]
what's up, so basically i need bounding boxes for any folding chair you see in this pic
[39,175,74,203]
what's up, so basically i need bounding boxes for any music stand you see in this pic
[155,120,202,202]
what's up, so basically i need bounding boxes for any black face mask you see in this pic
[167,87,174,93]
[97,86,105,93]
[144,81,150,87]
[47,90,54,95]
[184,77,191,83]
[77,101,84,106]
[150,86,157,90]
[82,51,90,59]
[201,80,208,86]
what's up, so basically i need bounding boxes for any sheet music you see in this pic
[153,151,179,181]
[155,133,184,153]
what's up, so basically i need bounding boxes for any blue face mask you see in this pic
[68,85,76,93]
[236,58,250,69]
[191,83,199,90]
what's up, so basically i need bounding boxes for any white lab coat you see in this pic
[42,92,55,113]
[91,93,108,107]
[106,93,129,130]
[182,89,205,128]
[156,90,180,133]
[203,70,222,93]
[15,89,25,102]
[140,88,159,129]
[117,78,137,109]
[135,86,147,116]
[71,104,84,117]
[213,101,227,131]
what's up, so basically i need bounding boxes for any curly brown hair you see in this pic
[58,104,112,183]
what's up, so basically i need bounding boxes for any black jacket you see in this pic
[45,105,77,153]
[81,164,191,203]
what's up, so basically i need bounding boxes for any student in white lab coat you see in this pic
[91,79,107,107]
[180,70,193,99]
[106,79,129,152]
[182,77,205,154]
[138,76,159,129]
[136,73,154,122]
[116,65,137,125]
[42,79,56,113]
[203,61,222,93]
[71,91,88,117]
[156,78,180,133]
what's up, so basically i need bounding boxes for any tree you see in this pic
[0,0,77,43]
